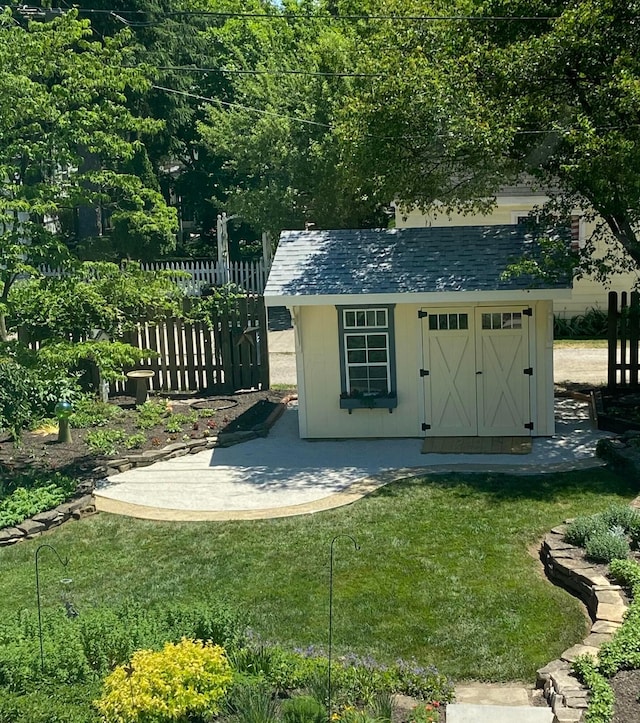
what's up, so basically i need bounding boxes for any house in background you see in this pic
[394,185,640,318]
[264,226,571,440]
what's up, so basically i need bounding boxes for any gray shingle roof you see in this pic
[264,226,571,298]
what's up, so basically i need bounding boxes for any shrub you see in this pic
[554,307,608,339]
[564,514,607,547]
[281,695,326,723]
[0,484,73,528]
[599,505,640,531]
[95,638,233,723]
[584,529,629,563]
[0,359,34,440]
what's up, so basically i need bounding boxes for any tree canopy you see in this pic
[0,6,177,340]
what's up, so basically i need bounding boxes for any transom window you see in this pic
[338,306,396,397]
[428,313,468,331]
[482,312,522,330]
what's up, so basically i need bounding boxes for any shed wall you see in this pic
[293,300,555,439]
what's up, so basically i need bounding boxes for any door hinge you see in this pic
[524,422,534,430]
[522,307,533,316]
[418,310,428,319]
[523,367,533,376]
[419,368,429,377]
[421,422,431,431]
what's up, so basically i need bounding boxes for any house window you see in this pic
[337,305,397,410]
[428,313,468,331]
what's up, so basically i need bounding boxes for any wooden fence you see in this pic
[19,295,270,395]
[607,290,640,390]
[39,258,268,295]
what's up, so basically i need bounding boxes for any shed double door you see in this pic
[421,306,532,436]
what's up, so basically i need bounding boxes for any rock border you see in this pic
[0,394,295,548]
[537,524,632,722]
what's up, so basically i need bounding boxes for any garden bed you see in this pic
[0,389,292,484]
[591,389,640,434]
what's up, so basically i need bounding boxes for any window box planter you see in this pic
[339,394,398,413]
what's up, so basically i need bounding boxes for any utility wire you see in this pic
[13,5,560,22]
[155,65,389,78]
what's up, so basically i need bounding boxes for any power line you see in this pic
[152,84,333,128]
[13,5,560,23]
[154,65,388,78]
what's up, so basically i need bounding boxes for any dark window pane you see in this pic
[459,314,468,330]
[369,367,388,379]
[368,334,387,348]
[482,313,490,329]
[449,314,458,330]
[344,311,355,327]
[346,335,365,349]
[428,315,437,330]
[438,314,448,330]
[347,351,366,364]
[368,349,388,363]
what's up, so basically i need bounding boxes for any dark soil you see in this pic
[0,389,292,483]
[612,669,640,723]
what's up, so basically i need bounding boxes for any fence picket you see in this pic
[607,290,640,390]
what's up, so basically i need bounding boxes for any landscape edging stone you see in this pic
[538,524,632,723]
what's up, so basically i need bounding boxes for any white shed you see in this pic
[264,227,572,439]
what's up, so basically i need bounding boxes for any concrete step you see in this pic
[446,703,554,723]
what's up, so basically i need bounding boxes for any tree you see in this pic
[0,7,177,340]
[197,0,389,233]
[338,0,640,281]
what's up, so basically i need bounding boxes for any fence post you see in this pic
[608,291,618,390]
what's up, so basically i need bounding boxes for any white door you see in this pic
[421,307,532,436]
[475,308,531,436]
[422,309,477,436]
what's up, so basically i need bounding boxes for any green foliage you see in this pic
[85,429,126,456]
[572,655,614,723]
[584,530,629,564]
[0,479,76,528]
[70,396,124,429]
[95,638,233,723]
[225,679,281,723]
[408,702,441,723]
[0,359,33,440]
[554,308,609,340]
[124,433,147,450]
[564,514,608,548]
[564,505,640,561]
[281,695,326,723]
[9,262,184,343]
[0,683,101,723]
[0,8,174,342]
[136,400,170,429]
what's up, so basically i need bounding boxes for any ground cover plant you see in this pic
[563,505,640,563]
[0,470,77,528]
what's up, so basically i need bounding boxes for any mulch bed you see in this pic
[612,669,640,723]
[0,389,292,483]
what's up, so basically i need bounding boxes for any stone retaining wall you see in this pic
[537,526,630,723]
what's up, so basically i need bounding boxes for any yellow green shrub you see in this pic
[95,638,233,723]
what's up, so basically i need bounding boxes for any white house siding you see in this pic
[291,299,554,439]
[394,199,639,317]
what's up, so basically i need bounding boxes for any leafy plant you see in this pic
[572,656,614,723]
[85,429,125,456]
[136,400,169,430]
[0,359,35,440]
[554,308,608,340]
[281,695,326,723]
[69,396,124,429]
[584,529,629,563]
[224,680,280,723]
[564,514,608,547]
[0,483,74,528]
[95,638,233,723]
[407,702,441,723]
[164,416,185,433]
[124,433,146,450]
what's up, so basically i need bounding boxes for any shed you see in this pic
[264,226,572,439]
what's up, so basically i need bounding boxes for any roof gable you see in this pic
[264,226,571,301]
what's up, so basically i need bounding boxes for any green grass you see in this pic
[0,468,636,683]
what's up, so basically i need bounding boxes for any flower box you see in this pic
[339,394,398,413]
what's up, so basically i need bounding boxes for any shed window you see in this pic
[337,305,396,397]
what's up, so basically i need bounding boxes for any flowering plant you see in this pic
[408,701,441,723]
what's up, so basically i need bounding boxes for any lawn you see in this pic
[0,467,636,683]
